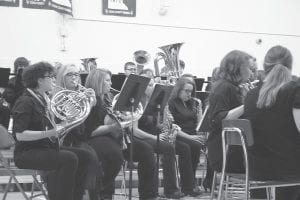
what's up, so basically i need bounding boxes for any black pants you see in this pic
[123,137,156,199]
[14,146,91,200]
[89,136,123,199]
[175,136,202,192]
[0,104,10,129]
[70,141,103,200]
[143,138,179,195]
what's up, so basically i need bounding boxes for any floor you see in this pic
[0,188,213,200]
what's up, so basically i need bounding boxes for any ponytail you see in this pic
[256,64,292,108]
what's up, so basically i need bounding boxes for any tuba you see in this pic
[154,43,184,81]
[50,83,93,142]
[133,50,151,74]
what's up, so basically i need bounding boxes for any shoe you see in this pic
[202,177,213,192]
[165,191,184,199]
[183,188,203,197]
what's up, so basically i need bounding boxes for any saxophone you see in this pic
[160,105,180,145]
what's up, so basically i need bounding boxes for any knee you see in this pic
[162,143,176,156]
[59,151,78,169]
[177,144,191,157]
[107,149,124,167]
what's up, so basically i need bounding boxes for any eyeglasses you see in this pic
[126,68,137,72]
[43,74,56,79]
[66,72,80,77]
[182,89,193,94]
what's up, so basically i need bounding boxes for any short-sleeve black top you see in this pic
[207,80,243,166]
[12,90,58,153]
[244,80,300,179]
[168,97,200,135]
[84,94,121,142]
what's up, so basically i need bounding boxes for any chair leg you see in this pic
[11,175,30,200]
[32,174,49,200]
[2,176,13,200]
[210,171,217,200]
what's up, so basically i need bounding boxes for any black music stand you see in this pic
[0,68,11,88]
[143,84,174,193]
[194,78,205,91]
[113,74,150,200]
[111,73,126,91]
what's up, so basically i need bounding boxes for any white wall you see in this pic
[1,0,300,77]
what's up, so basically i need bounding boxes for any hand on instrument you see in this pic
[84,88,96,106]
[120,121,132,129]
[160,134,169,142]
[189,135,205,144]
[109,123,122,138]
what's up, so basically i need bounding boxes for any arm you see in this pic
[90,123,121,137]
[177,129,203,144]
[224,105,244,120]
[16,129,57,141]
[293,108,300,133]
[133,121,156,140]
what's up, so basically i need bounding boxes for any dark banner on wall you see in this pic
[0,0,19,7]
[23,0,72,15]
[102,0,136,17]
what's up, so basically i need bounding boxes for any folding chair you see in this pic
[0,125,48,200]
[216,119,300,200]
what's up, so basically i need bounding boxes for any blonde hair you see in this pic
[256,64,292,108]
[85,68,111,99]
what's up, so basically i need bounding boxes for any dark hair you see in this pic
[263,45,293,74]
[171,77,196,99]
[22,62,55,89]
[14,57,29,73]
[218,50,252,84]
[124,62,136,70]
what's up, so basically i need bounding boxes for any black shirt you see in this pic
[207,79,243,167]
[244,80,300,179]
[12,89,58,153]
[168,97,200,135]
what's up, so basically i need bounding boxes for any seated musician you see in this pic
[137,69,184,199]
[168,77,204,195]
[207,50,252,174]
[244,45,300,200]
[3,57,30,108]
[55,64,102,200]
[84,68,157,200]
[12,62,91,200]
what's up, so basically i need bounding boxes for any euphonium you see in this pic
[154,43,184,80]
[50,83,93,141]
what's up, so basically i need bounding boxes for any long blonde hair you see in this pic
[256,46,293,108]
[85,68,111,100]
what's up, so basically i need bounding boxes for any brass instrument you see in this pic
[104,93,144,149]
[133,50,151,66]
[193,97,203,125]
[50,83,93,142]
[133,50,151,74]
[154,43,184,82]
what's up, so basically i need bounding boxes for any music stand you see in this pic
[79,73,88,85]
[143,84,174,193]
[0,68,11,88]
[194,78,205,91]
[111,73,126,91]
[113,74,150,200]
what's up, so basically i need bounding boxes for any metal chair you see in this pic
[0,125,48,200]
[216,119,300,200]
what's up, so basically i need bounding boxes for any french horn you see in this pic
[50,83,93,141]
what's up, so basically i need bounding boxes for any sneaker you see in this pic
[165,191,184,199]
